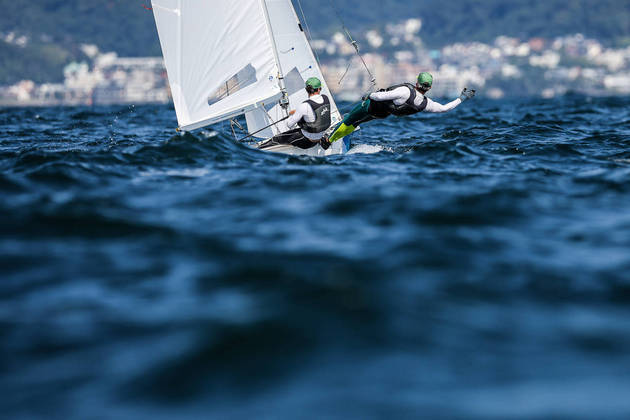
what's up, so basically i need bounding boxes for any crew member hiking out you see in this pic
[259,77,332,150]
[321,72,476,149]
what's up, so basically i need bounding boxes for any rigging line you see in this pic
[236,115,290,143]
[230,120,238,141]
[231,118,247,134]
[326,0,377,88]
[260,102,276,125]
[338,59,353,85]
[230,118,249,142]
[295,0,323,69]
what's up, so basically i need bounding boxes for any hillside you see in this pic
[1,0,629,84]
[315,0,630,46]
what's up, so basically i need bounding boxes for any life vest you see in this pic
[299,95,331,134]
[368,83,428,118]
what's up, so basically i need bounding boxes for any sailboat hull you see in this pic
[255,136,349,156]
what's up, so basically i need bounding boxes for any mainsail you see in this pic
[152,0,341,137]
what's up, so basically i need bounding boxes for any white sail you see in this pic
[152,0,283,131]
[152,0,341,139]
[245,0,342,138]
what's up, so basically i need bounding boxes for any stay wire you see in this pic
[327,0,377,89]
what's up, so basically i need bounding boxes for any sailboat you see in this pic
[151,0,348,156]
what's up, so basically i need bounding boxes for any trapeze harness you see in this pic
[298,95,331,137]
[368,83,428,119]
[259,95,331,150]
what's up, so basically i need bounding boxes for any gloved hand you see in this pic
[459,87,476,102]
[361,92,371,102]
[320,135,331,150]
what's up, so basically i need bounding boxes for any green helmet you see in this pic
[417,72,433,87]
[305,77,322,90]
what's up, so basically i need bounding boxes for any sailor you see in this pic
[259,77,332,150]
[321,72,476,148]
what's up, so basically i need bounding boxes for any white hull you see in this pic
[254,137,349,156]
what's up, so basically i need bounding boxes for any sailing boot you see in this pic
[328,123,356,144]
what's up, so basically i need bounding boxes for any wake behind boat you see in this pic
[151,0,345,156]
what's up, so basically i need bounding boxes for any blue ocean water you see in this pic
[1,96,630,419]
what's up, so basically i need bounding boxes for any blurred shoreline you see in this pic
[1,27,629,107]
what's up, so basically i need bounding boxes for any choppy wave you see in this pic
[1,97,630,419]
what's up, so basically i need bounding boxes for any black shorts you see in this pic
[258,128,320,150]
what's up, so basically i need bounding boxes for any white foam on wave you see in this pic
[138,168,210,178]
[199,130,219,138]
[347,144,387,155]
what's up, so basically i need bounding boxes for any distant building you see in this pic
[1,22,629,106]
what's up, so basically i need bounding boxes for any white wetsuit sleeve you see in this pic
[423,97,462,113]
[369,87,410,105]
[286,102,312,128]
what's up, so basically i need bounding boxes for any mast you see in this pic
[242,0,342,138]
[176,0,182,121]
[260,0,289,112]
